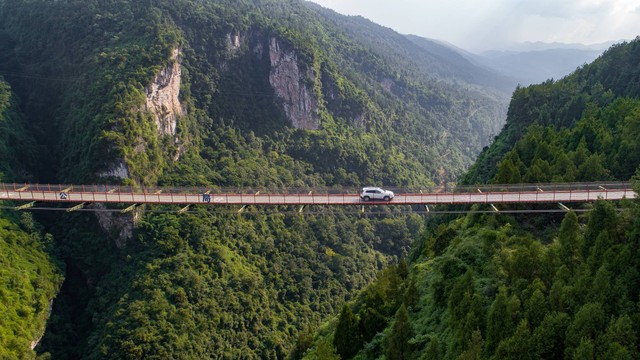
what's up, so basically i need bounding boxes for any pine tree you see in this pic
[582,201,618,258]
[558,211,581,270]
[403,276,419,310]
[493,157,521,184]
[565,303,606,351]
[531,312,570,359]
[525,288,548,328]
[572,337,594,360]
[333,304,361,359]
[421,336,440,360]
[493,319,533,360]
[384,304,413,360]
[485,287,512,356]
[458,330,483,360]
[309,338,340,360]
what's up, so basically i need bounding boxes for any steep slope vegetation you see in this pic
[0,0,510,358]
[465,38,640,184]
[0,79,63,359]
[310,38,640,359]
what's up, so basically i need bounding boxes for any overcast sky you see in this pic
[308,0,640,52]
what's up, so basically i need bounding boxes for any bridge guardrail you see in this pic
[1,181,635,195]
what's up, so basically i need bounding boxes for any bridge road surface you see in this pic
[0,183,636,207]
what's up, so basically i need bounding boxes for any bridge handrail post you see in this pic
[570,183,574,202]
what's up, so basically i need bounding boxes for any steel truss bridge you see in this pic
[0,182,635,213]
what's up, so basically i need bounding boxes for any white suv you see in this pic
[360,187,394,201]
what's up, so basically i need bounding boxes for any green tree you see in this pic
[565,303,606,352]
[599,315,637,359]
[531,312,570,359]
[582,201,618,259]
[308,338,341,360]
[525,288,548,328]
[358,306,386,343]
[485,287,513,355]
[384,304,413,360]
[334,304,361,359]
[492,319,533,360]
[493,157,522,184]
[421,336,440,360]
[458,330,483,360]
[572,337,594,360]
[558,211,581,270]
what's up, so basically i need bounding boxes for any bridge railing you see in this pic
[1,181,634,195]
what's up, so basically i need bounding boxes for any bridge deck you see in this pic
[0,182,635,206]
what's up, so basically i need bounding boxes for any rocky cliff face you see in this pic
[97,159,129,180]
[95,49,185,243]
[144,48,184,136]
[267,37,320,130]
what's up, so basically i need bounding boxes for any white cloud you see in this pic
[309,0,640,51]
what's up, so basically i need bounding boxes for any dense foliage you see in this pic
[0,213,62,360]
[0,79,63,359]
[465,37,640,184]
[310,38,640,359]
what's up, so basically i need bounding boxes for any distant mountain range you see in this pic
[490,40,619,52]
[405,35,618,87]
[471,47,604,86]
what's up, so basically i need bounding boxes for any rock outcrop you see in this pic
[94,49,185,245]
[92,203,136,249]
[144,48,184,136]
[268,38,319,130]
[97,158,129,180]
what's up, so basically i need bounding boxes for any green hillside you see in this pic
[464,38,640,184]
[0,0,511,358]
[312,38,640,359]
[0,78,63,359]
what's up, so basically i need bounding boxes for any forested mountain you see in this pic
[0,0,511,358]
[311,38,640,359]
[402,35,515,93]
[465,38,640,184]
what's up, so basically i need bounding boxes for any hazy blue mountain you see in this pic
[474,47,604,86]
[403,34,515,93]
[403,34,607,89]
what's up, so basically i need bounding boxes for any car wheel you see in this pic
[383,196,390,201]
[363,196,370,201]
